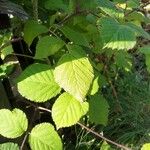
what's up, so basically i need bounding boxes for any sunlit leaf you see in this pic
[52,92,89,129]
[0,142,19,150]
[54,45,94,101]
[29,123,62,150]
[17,63,61,102]
[0,108,28,138]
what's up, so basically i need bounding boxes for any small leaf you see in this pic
[98,0,124,19]
[0,108,28,138]
[17,63,61,102]
[101,141,112,150]
[54,45,94,101]
[0,61,18,78]
[98,17,136,50]
[60,26,89,47]
[89,75,100,95]
[141,143,150,150]
[24,20,48,46]
[29,123,62,150]
[0,142,19,150]
[89,94,109,126]
[35,36,65,59]
[52,92,89,129]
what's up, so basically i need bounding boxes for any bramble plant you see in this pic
[0,0,150,149]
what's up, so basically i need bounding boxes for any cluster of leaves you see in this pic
[0,0,150,149]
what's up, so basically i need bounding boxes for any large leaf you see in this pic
[88,94,109,126]
[52,92,89,129]
[29,123,62,150]
[0,143,19,150]
[17,63,61,102]
[60,26,89,47]
[98,0,124,19]
[141,143,150,150]
[98,17,136,50]
[24,20,48,46]
[35,36,65,59]
[0,108,28,138]
[54,45,94,101]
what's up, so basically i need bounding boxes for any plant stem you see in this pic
[32,0,38,21]
[77,122,131,150]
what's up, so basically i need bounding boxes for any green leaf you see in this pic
[89,94,109,126]
[29,123,62,150]
[54,45,94,101]
[0,142,19,150]
[17,63,61,102]
[141,143,150,150]
[98,17,136,50]
[115,51,132,71]
[98,0,124,19]
[0,108,28,138]
[89,75,100,95]
[24,20,48,46]
[45,0,67,11]
[35,36,65,59]
[60,26,89,47]
[0,61,18,78]
[127,0,140,8]
[139,45,150,54]
[1,45,13,60]
[127,23,150,40]
[101,141,112,150]
[52,92,89,129]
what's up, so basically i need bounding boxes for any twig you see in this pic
[36,106,131,150]
[125,1,150,16]
[20,107,38,150]
[11,53,35,59]
[77,122,131,150]
[20,132,29,150]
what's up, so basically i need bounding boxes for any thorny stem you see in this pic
[37,106,131,150]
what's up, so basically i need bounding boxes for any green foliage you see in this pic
[0,0,150,149]
[88,94,109,126]
[0,61,17,78]
[0,142,19,150]
[29,123,62,150]
[141,143,150,150]
[24,20,48,46]
[35,36,65,59]
[0,108,28,138]
[17,63,61,102]
[98,17,136,50]
[54,45,94,101]
[52,92,89,129]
